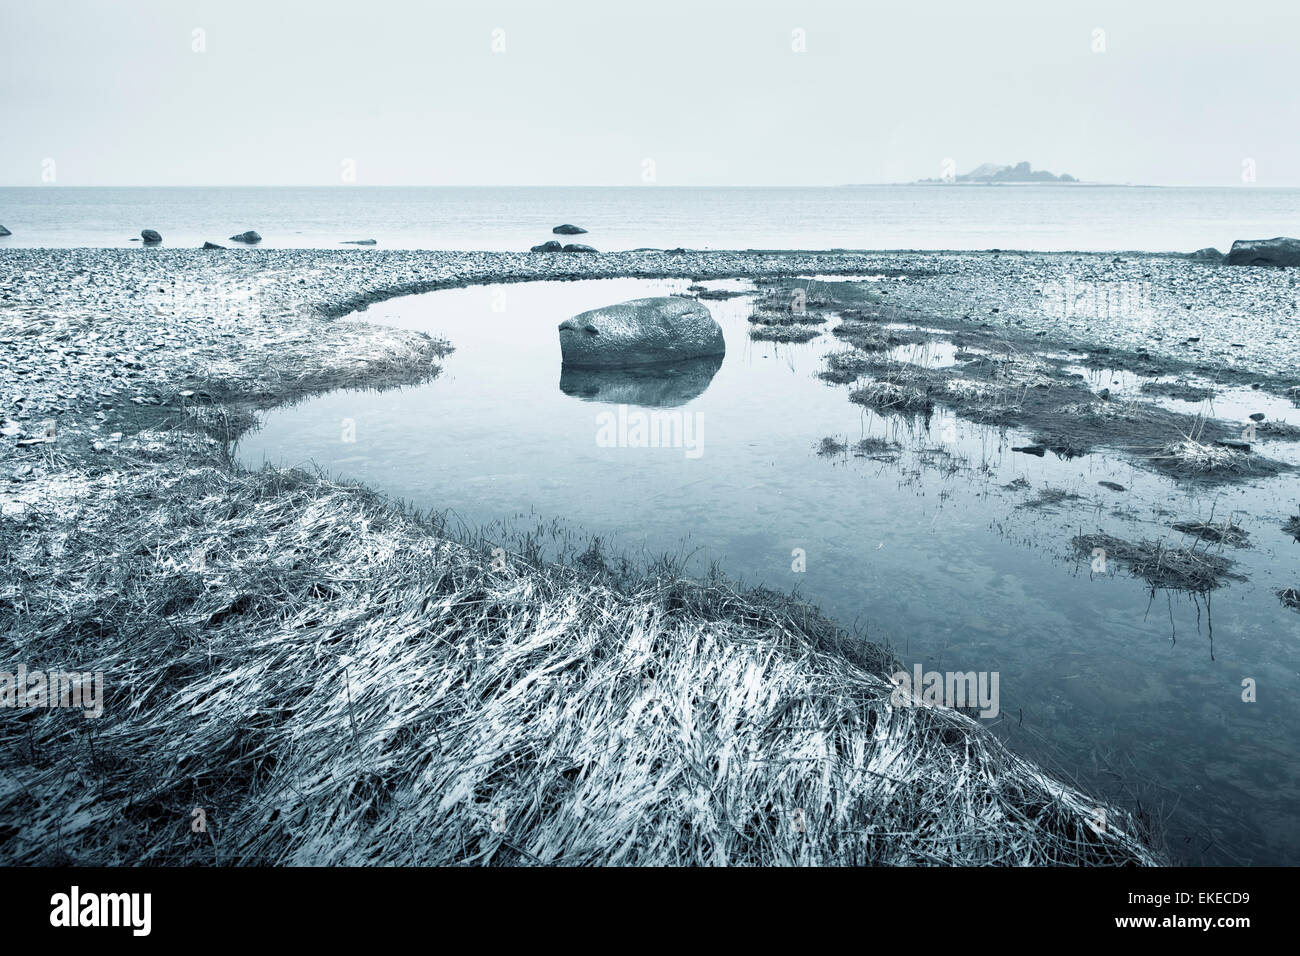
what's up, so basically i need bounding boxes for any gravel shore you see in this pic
[3,248,1296,440]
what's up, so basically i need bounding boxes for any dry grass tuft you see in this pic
[0,456,1160,866]
[937,378,1004,403]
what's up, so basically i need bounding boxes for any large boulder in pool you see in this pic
[558,296,725,368]
[0,224,11,236]
[1226,237,1300,267]
[229,230,262,243]
[140,229,162,243]
[553,224,587,235]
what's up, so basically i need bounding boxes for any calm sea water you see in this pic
[238,277,1300,865]
[3,185,1299,252]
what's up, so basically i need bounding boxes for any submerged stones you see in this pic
[558,296,725,368]
[1226,236,1300,268]
[562,243,597,253]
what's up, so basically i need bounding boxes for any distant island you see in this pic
[917,161,1079,184]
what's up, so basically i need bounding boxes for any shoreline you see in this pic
[6,246,1298,370]
[6,245,1288,865]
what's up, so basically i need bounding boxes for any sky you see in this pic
[2,0,1298,187]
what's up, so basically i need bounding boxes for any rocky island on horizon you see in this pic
[916,160,1080,184]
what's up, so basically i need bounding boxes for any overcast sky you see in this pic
[3,0,1298,187]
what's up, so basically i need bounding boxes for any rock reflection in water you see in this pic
[558,354,723,408]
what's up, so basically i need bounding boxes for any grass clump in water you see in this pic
[1257,420,1300,441]
[832,321,902,353]
[818,350,875,384]
[749,324,822,344]
[854,437,902,459]
[1073,532,1238,592]
[748,309,827,327]
[1171,518,1250,547]
[849,381,933,415]
[1139,380,1217,402]
[1142,438,1288,481]
[1018,488,1084,511]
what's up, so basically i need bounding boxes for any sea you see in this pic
[2,184,1298,252]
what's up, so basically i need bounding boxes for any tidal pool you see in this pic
[237,276,1300,864]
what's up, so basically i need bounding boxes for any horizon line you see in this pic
[2,182,1295,190]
